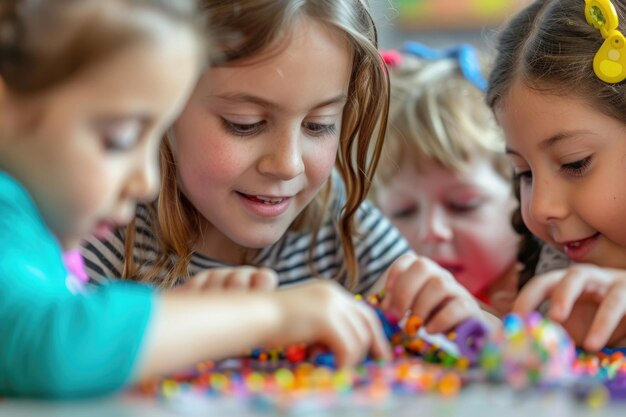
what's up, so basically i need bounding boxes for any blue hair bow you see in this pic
[403,41,488,91]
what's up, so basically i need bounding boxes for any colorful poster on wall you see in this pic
[394,0,533,31]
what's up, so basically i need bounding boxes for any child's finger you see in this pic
[224,271,252,290]
[381,259,429,316]
[425,297,475,334]
[329,315,362,368]
[356,301,391,361]
[512,270,562,315]
[410,276,453,323]
[184,270,223,290]
[583,284,626,351]
[548,267,589,322]
[251,268,279,291]
[380,254,417,311]
[344,304,372,355]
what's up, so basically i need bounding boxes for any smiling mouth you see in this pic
[238,193,287,204]
[562,232,600,249]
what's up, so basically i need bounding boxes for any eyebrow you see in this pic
[212,93,348,112]
[505,129,594,156]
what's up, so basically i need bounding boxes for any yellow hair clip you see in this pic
[585,0,626,83]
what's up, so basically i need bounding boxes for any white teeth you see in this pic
[256,196,284,204]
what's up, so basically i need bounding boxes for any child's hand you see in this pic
[513,264,626,351]
[269,280,391,367]
[379,254,490,334]
[178,267,279,292]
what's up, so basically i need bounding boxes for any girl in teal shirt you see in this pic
[0,0,391,398]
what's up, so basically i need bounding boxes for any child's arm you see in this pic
[378,254,500,333]
[513,265,626,351]
[137,280,390,379]
[1,276,388,398]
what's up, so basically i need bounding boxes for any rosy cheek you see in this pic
[307,143,338,183]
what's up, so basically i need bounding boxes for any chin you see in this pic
[233,230,286,250]
[58,236,81,251]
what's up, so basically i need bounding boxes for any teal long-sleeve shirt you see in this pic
[0,172,155,398]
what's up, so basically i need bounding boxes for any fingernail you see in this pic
[548,305,562,321]
[585,336,599,352]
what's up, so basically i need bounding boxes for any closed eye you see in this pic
[221,118,266,137]
[391,206,418,219]
[303,122,337,137]
[561,156,592,177]
[97,119,144,152]
[447,200,483,213]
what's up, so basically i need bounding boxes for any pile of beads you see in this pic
[480,313,576,388]
[139,307,626,412]
[135,292,484,412]
[242,293,489,371]
[571,349,626,406]
[137,357,466,413]
[365,293,488,366]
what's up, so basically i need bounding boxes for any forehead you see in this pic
[391,154,509,191]
[207,19,353,107]
[496,82,626,151]
[20,26,199,119]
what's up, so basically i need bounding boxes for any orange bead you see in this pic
[438,372,462,396]
[404,316,423,337]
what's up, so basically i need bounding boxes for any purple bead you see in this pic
[454,319,488,364]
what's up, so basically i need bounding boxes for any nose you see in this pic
[257,127,304,180]
[527,176,569,225]
[126,143,161,202]
[417,205,453,244]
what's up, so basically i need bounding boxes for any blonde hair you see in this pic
[122,0,389,290]
[372,51,510,198]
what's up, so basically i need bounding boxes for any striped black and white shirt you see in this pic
[81,191,411,295]
[535,244,571,275]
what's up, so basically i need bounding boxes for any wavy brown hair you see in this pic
[486,0,626,287]
[121,0,390,290]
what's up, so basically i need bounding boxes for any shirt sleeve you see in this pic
[352,199,412,294]
[0,173,155,398]
[535,243,571,275]
[0,267,155,398]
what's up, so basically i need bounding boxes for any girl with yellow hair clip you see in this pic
[488,0,626,351]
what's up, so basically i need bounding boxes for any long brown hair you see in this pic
[486,0,626,287]
[0,0,205,95]
[123,0,390,290]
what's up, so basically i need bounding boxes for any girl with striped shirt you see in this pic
[83,0,494,336]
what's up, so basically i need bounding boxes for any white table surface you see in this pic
[1,384,625,417]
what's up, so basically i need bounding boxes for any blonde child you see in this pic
[0,0,391,398]
[371,44,520,316]
[83,0,493,335]
[486,0,626,350]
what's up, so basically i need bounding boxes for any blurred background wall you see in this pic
[371,0,533,52]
